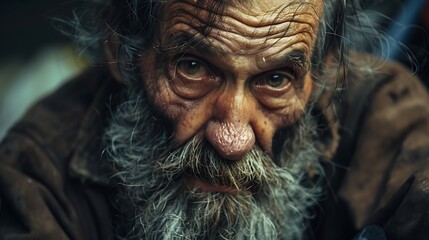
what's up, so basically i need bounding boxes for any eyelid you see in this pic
[168,54,219,100]
[251,71,294,101]
[177,52,226,79]
[175,54,201,66]
[171,55,206,80]
[174,54,209,71]
[173,52,205,63]
[254,69,294,85]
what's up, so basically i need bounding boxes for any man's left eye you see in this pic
[255,73,291,89]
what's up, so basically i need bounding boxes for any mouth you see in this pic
[187,177,239,194]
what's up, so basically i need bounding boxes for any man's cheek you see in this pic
[166,95,221,145]
[140,55,174,114]
[145,80,213,144]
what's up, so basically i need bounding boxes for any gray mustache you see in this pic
[156,137,292,192]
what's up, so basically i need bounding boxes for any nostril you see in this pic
[205,121,255,160]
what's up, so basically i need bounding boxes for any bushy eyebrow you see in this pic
[272,51,309,72]
[163,31,310,73]
[162,31,218,56]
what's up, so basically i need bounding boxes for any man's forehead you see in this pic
[164,0,323,21]
[161,0,323,56]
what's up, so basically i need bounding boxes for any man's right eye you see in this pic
[168,56,219,100]
[176,58,209,80]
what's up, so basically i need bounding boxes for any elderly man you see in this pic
[1,0,429,239]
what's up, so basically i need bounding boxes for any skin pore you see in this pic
[140,0,323,191]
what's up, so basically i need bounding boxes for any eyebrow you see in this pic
[163,31,310,72]
[270,50,309,72]
[162,31,218,56]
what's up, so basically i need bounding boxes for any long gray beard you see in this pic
[104,88,323,240]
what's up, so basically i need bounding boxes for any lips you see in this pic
[190,177,239,194]
[185,173,261,196]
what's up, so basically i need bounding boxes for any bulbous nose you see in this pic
[205,87,256,160]
[205,121,255,160]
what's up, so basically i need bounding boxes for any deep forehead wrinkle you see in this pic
[164,0,322,52]
[226,1,321,27]
[167,0,321,30]
[168,0,319,13]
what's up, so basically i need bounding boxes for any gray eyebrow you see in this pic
[258,50,309,74]
[162,31,219,57]
[279,51,309,71]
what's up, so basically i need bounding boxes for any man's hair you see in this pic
[67,0,390,92]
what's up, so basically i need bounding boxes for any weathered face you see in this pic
[141,0,323,161]
[108,1,325,237]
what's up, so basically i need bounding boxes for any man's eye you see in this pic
[169,56,218,99]
[176,58,207,79]
[256,73,291,88]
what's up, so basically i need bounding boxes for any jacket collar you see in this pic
[68,67,122,186]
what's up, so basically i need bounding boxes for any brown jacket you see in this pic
[1,62,429,240]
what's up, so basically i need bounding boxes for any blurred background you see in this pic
[0,0,89,139]
[0,0,428,140]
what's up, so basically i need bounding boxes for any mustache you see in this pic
[155,137,295,192]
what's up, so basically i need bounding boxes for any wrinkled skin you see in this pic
[141,0,323,190]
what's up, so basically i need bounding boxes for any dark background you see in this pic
[0,0,81,59]
[0,0,86,139]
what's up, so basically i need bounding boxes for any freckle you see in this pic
[264,121,267,125]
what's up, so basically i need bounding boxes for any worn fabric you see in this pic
[0,66,118,240]
[1,61,429,239]
[310,59,429,240]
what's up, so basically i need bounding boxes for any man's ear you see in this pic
[104,35,124,83]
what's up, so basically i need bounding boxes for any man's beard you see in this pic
[104,87,323,240]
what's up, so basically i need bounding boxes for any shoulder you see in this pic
[6,67,113,166]
[338,59,429,236]
[0,66,118,239]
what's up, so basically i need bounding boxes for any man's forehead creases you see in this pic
[163,0,322,55]
[166,0,322,26]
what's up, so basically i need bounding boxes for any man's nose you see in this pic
[205,90,256,160]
